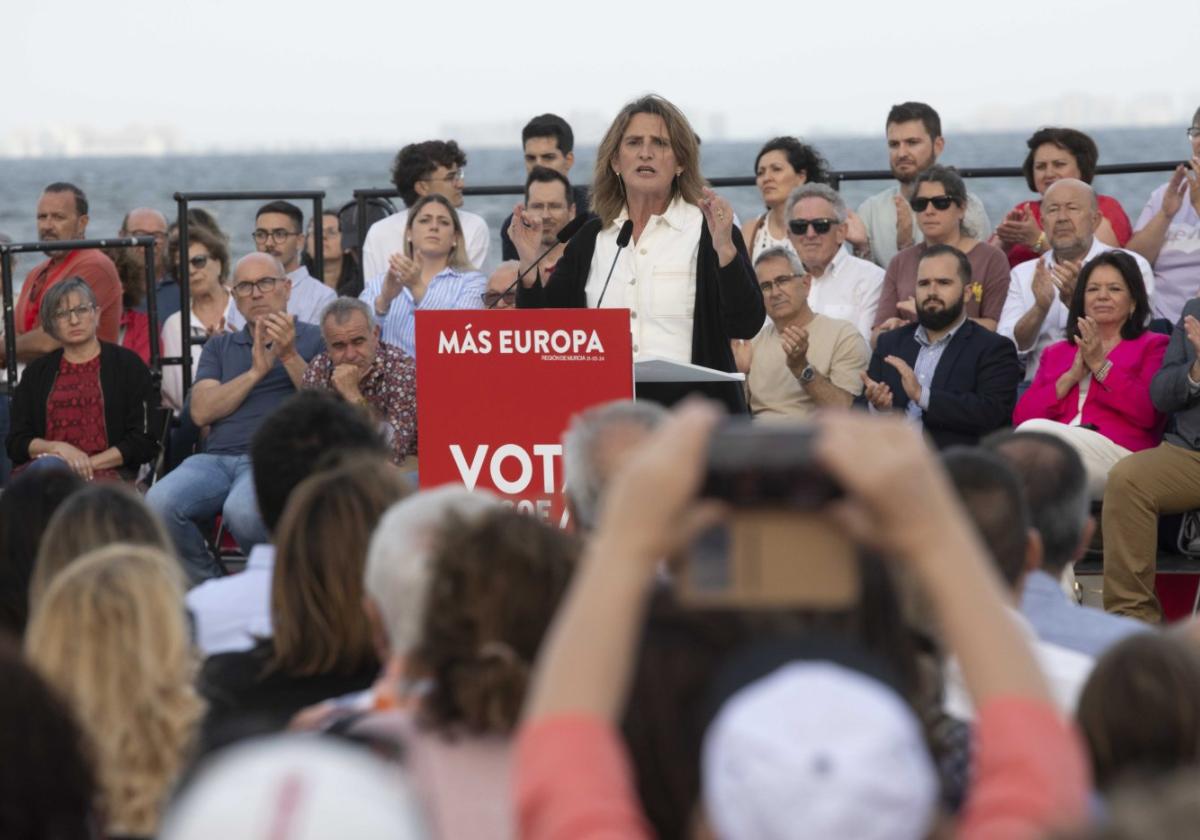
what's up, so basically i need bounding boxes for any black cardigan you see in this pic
[6,342,159,472]
[516,215,765,414]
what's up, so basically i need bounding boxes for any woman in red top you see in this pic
[993,127,1132,267]
[6,277,157,482]
[1013,251,1167,498]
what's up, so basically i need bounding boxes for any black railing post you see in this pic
[313,194,324,281]
[1,248,16,391]
[143,239,161,403]
[175,194,193,395]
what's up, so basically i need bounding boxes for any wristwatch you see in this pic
[799,364,816,384]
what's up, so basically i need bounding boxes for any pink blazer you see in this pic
[1013,331,1169,452]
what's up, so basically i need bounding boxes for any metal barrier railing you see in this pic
[1,236,159,397]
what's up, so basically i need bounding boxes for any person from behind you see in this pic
[741,136,836,262]
[1125,107,1200,324]
[860,245,1020,448]
[7,182,122,364]
[304,209,364,298]
[363,139,490,277]
[985,429,1148,657]
[736,246,867,418]
[500,114,589,261]
[874,165,1010,341]
[24,544,204,840]
[852,102,992,268]
[1012,251,1167,498]
[6,277,158,482]
[997,178,1155,382]
[196,458,407,756]
[226,201,336,330]
[993,127,1131,268]
[786,182,884,343]
[359,194,485,359]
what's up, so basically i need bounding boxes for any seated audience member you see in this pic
[997,178,1155,382]
[0,640,98,840]
[1012,251,1167,497]
[1056,769,1200,840]
[874,166,1010,340]
[359,194,486,359]
[363,139,490,276]
[159,736,427,840]
[109,243,154,365]
[303,298,416,466]
[1126,109,1200,324]
[939,448,1095,717]
[484,261,519,309]
[29,482,174,608]
[197,459,406,755]
[735,246,868,418]
[146,254,325,584]
[985,430,1148,657]
[742,136,832,261]
[786,183,884,342]
[187,390,389,656]
[861,245,1020,448]
[1075,634,1200,793]
[1103,297,1200,623]
[6,183,122,364]
[500,114,590,261]
[562,400,667,533]
[507,166,577,283]
[852,102,992,268]
[227,201,336,330]
[161,223,232,413]
[6,277,158,481]
[515,407,1089,840]
[0,467,83,639]
[994,127,1132,268]
[120,207,179,323]
[303,210,364,298]
[25,545,204,840]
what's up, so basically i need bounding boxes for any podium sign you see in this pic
[415,308,634,525]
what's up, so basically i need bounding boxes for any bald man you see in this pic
[146,253,326,583]
[120,207,179,322]
[997,179,1155,381]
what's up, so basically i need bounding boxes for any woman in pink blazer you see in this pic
[1013,251,1167,498]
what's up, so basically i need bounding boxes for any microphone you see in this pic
[595,220,635,309]
[491,214,588,308]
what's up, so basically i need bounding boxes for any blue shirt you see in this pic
[1020,569,1148,658]
[908,315,967,421]
[194,320,324,455]
[136,274,182,325]
[359,266,485,358]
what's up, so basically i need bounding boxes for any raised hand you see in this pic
[1031,259,1057,312]
[251,318,278,378]
[699,188,736,263]
[1076,316,1107,373]
[508,203,546,274]
[860,371,894,411]
[383,252,420,304]
[780,324,810,377]
[894,194,914,249]
[1188,157,1200,216]
[1161,164,1188,218]
[261,312,297,361]
[1052,259,1082,306]
[995,205,1042,249]
[884,355,922,403]
[845,210,869,252]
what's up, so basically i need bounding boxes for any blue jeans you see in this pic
[145,452,268,584]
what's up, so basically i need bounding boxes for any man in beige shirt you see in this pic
[734,247,869,418]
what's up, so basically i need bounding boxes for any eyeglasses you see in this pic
[52,304,96,322]
[230,277,282,297]
[421,168,465,184]
[1187,127,1200,139]
[252,228,300,244]
[757,274,800,294]
[910,196,959,212]
[482,290,517,307]
[188,254,214,269]
[788,218,837,236]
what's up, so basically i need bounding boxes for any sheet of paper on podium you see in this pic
[634,356,746,384]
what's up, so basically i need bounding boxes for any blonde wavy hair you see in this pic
[591,94,706,227]
[24,544,203,838]
[405,194,475,272]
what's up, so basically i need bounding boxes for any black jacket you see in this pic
[6,342,159,472]
[516,215,765,413]
[864,320,1020,449]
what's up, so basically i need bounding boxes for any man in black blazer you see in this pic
[860,244,1019,449]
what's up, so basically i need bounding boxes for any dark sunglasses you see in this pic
[188,254,214,269]
[910,196,959,212]
[788,217,837,235]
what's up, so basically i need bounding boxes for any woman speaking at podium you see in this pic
[511,94,765,413]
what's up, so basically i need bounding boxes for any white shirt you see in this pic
[857,183,992,268]
[586,196,700,362]
[160,305,233,413]
[363,208,490,279]
[185,544,275,656]
[804,247,885,343]
[997,238,1155,380]
[225,263,337,331]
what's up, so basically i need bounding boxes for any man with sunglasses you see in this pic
[146,252,325,584]
[785,183,884,343]
[852,102,992,268]
[226,201,335,333]
[362,140,490,280]
[737,246,869,418]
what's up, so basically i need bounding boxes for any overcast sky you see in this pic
[4,0,1198,151]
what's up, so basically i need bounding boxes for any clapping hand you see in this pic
[384,252,421,301]
[780,324,810,377]
[260,312,297,362]
[251,319,278,377]
[894,195,914,250]
[1076,315,1107,373]
[995,205,1042,249]
[884,355,922,403]
[860,371,895,410]
[1031,260,1057,312]
[1051,259,1082,306]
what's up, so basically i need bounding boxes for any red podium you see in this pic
[415,308,634,526]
